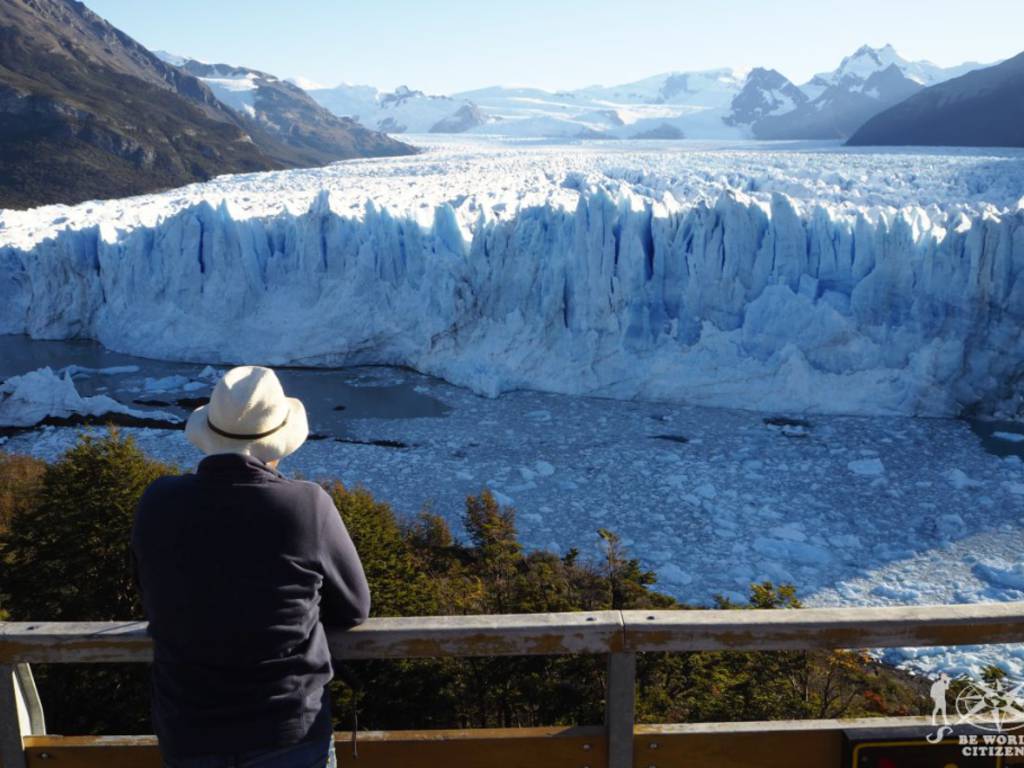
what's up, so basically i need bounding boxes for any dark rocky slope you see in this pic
[0,0,412,209]
[847,51,1024,147]
[172,57,415,166]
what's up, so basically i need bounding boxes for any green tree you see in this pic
[0,452,46,538]
[0,430,175,733]
[597,528,664,609]
[0,441,932,736]
[463,491,521,613]
[326,482,438,617]
[0,451,46,619]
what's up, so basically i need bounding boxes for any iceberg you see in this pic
[0,367,180,428]
[1,140,1022,417]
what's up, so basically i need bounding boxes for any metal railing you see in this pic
[2,602,1023,768]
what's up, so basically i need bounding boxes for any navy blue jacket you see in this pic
[131,453,371,757]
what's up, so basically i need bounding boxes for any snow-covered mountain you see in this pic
[848,50,1024,147]
[153,52,413,164]
[0,0,285,210]
[285,75,327,91]
[801,44,982,100]
[307,83,486,134]
[750,44,985,139]
[574,68,748,107]
[456,69,751,139]
[297,45,985,141]
[724,68,809,128]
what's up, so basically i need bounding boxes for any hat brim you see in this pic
[184,397,309,463]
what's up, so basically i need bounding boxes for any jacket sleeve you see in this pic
[129,497,147,614]
[315,487,372,629]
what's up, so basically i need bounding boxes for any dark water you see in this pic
[3,336,1020,462]
[968,418,1024,460]
[0,335,451,437]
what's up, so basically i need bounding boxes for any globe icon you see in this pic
[954,679,1024,732]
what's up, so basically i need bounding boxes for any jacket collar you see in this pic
[197,453,284,482]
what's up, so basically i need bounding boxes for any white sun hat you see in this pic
[185,365,309,463]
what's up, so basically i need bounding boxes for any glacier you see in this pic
[2,137,1024,417]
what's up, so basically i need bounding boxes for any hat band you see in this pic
[207,408,290,441]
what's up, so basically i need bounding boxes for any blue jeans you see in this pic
[163,737,336,768]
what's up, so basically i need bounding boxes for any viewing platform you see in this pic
[2,602,1024,768]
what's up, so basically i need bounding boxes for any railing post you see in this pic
[0,663,40,768]
[12,666,44,738]
[605,652,635,768]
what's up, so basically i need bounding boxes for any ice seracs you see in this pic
[1,138,1022,419]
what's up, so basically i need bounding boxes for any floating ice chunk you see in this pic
[534,460,556,477]
[143,375,191,392]
[769,523,807,542]
[936,513,965,538]
[0,367,179,427]
[847,458,885,476]
[945,468,983,490]
[694,483,717,499]
[993,431,1024,443]
[753,536,832,566]
[488,489,515,507]
[505,481,537,493]
[658,563,693,585]
[63,365,141,377]
[973,560,1024,590]
[196,366,222,381]
[830,533,862,549]
[870,583,922,602]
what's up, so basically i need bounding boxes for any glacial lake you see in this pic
[2,333,1023,678]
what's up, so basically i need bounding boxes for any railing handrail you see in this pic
[3,602,1024,768]
[2,601,1023,663]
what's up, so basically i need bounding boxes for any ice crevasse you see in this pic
[2,185,1023,417]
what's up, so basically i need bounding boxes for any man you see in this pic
[132,365,370,768]
[930,672,950,726]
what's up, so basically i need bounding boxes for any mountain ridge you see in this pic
[0,0,412,209]
[297,44,986,141]
[158,53,417,165]
[847,49,1024,147]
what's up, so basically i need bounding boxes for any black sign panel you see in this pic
[849,737,1003,768]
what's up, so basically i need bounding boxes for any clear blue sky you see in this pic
[85,0,1022,93]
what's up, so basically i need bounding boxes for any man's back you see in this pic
[131,452,370,758]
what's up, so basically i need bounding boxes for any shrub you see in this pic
[0,430,175,733]
[0,452,46,539]
[0,437,930,736]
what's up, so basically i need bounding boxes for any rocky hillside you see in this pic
[847,50,1024,147]
[744,45,972,140]
[166,56,415,165]
[0,0,412,209]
